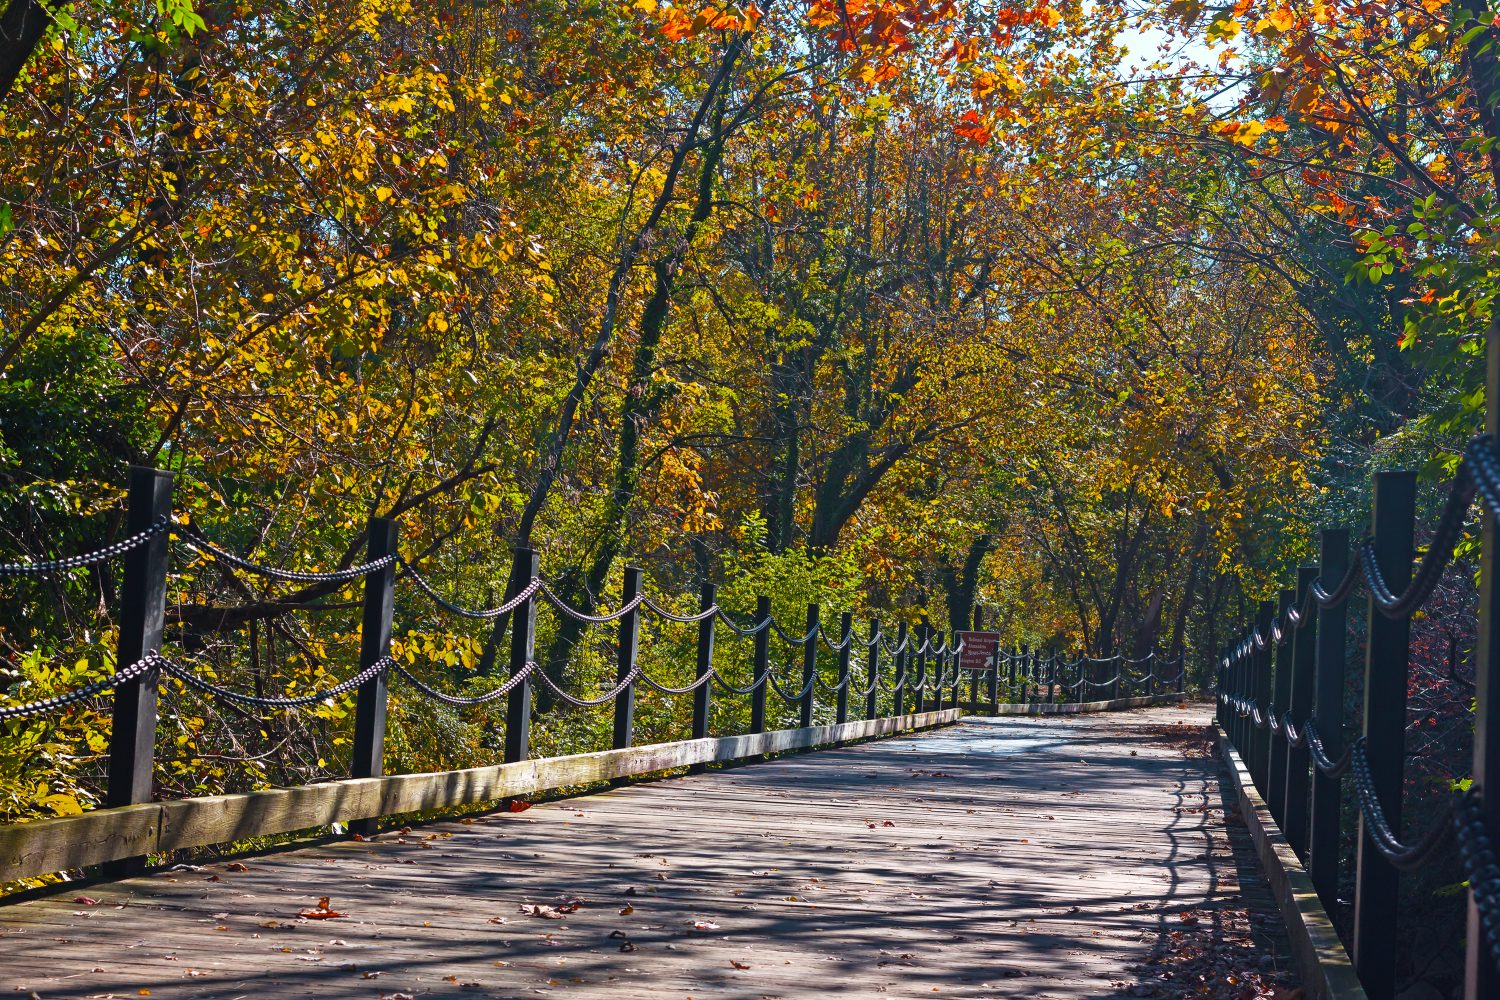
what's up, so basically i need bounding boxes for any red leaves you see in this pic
[298,896,347,919]
[507,799,533,812]
[954,110,992,146]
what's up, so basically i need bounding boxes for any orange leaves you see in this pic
[652,3,763,42]
[954,110,993,146]
[298,897,346,919]
[1213,115,1284,147]
[808,0,955,56]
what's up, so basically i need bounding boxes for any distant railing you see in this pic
[0,465,1189,887]
[1216,435,1500,1000]
[0,466,987,883]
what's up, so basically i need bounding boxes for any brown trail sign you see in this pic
[957,631,1001,671]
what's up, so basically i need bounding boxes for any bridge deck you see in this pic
[1,705,1296,998]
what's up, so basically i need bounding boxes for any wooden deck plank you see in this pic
[0,705,1296,998]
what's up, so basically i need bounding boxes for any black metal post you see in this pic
[987,641,1000,715]
[689,582,716,773]
[941,634,952,711]
[503,548,539,764]
[612,566,643,751]
[1467,326,1500,1000]
[1253,601,1275,796]
[865,617,880,720]
[105,467,174,876]
[916,622,929,711]
[750,595,770,734]
[1284,566,1318,859]
[893,622,908,717]
[800,603,818,728]
[1019,643,1029,703]
[1353,472,1415,999]
[834,611,852,724]
[1268,588,1295,827]
[350,516,399,837]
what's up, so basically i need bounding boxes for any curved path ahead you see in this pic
[1,704,1296,998]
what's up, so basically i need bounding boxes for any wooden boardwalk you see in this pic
[1,705,1296,998]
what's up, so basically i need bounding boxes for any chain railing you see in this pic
[1,462,1190,892]
[1216,435,1500,992]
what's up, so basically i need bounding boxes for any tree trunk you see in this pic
[939,534,993,633]
[0,0,48,101]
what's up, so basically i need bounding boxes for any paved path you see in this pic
[1,705,1295,998]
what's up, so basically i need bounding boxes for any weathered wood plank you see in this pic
[0,803,161,880]
[1,709,958,883]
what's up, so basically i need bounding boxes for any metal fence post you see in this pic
[503,548,539,764]
[1467,332,1500,999]
[1353,472,1415,999]
[893,622,908,717]
[1268,587,1295,828]
[1019,643,1029,703]
[865,616,880,720]
[612,566,643,752]
[1284,568,1318,859]
[946,631,957,711]
[1253,601,1275,796]
[105,467,174,876]
[835,611,853,724]
[800,603,818,728]
[750,595,770,734]
[916,622,930,711]
[689,582,716,773]
[350,516,399,837]
[988,640,1000,715]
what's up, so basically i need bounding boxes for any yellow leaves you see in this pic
[1254,8,1295,36]
[376,186,394,203]
[1213,119,1274,146]
[1206,12,1241,43]
[34,784,82,817]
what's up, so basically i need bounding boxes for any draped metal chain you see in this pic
[0,516,170,578]
[182,533,396,583]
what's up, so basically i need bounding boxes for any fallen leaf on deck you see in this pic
[618,905,634,915]
[299,897,346,919]
[693,920,720,931]
[225,862,251,872]
[730,960,750,970]
[508,800,532,812]
[73,896,100,905]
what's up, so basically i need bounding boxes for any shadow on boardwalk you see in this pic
[0,704,1297,999]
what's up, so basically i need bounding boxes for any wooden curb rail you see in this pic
[1218,726,1367,1000]
[0,708,960,885]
